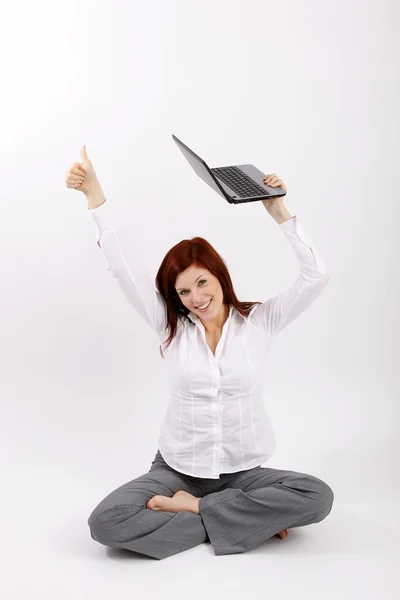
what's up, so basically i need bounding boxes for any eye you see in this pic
[179,280,206,296]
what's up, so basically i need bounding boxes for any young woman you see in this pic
[65,146,334,560]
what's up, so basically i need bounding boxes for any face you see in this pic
[175,265,225,321]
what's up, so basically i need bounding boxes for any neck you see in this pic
[202,303,230,333]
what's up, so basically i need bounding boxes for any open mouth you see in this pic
[197,298,212,312]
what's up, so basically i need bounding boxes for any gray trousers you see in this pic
[88,449,334,560]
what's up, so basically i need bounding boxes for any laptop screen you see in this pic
[172,135,228,200]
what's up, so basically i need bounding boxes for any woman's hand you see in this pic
[263,173,287,209]
[65,146,100,196]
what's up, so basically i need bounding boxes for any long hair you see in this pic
[155,236,262,359]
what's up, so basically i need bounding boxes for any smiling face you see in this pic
[175,265,225,321]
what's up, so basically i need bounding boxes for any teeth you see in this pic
[198,299,211,310]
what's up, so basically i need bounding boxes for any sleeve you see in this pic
[88,201,168,339]
[249,216,332,338]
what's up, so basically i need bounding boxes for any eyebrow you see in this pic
[176,274,206,291]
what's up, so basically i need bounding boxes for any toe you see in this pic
[146,495,159,510]
[276,529,288,539]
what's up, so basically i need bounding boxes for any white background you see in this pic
[1,0,399,597]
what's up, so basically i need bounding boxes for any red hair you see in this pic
[155,236,262,359]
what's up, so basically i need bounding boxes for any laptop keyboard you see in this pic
[211,165,269,198]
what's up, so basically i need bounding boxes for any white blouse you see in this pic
[89,201,331,479]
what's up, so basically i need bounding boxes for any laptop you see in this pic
[172,134,286,204]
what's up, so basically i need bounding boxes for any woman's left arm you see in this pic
[249,173,332,338]
[262,173,294,224]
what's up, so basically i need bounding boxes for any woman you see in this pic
[65,146,334,560]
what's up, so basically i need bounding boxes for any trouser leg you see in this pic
[88,452,208,560]
[198,466,334,556]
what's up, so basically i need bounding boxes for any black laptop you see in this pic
[172,134,286,205]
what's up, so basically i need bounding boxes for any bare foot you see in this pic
[172,491,288,539]
[146,490,200,514]
[147,490,288,538]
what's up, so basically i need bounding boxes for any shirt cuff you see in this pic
[278,216,330,275]
[87,200,118,237]
[278,215,297,231]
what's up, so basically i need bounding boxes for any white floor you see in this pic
[2,470,399,600]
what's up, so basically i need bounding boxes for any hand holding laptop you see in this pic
[263,173,288,207]
[172,135,288,205]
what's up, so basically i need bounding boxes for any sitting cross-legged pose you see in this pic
[65,145,334,560]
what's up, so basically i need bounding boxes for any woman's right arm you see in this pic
[65,146,168,339]
[87,190,168,339]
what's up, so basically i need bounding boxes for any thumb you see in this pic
[81,145,90,164]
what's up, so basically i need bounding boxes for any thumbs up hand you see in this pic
[65,145,100,196]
